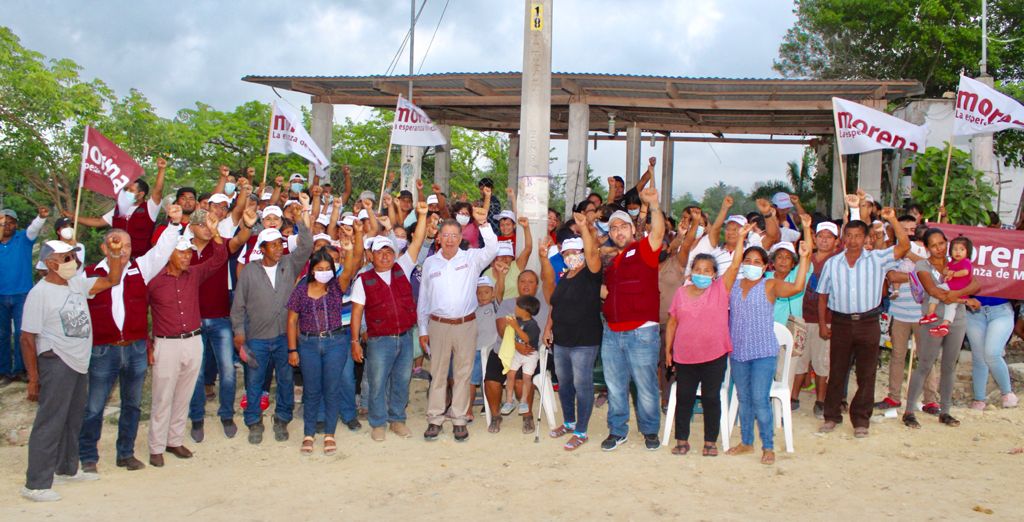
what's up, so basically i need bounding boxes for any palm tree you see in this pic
[786,148,815,199]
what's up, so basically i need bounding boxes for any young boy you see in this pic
[500,295,541,433]
[920,236,973,337]
[470,276,499,421]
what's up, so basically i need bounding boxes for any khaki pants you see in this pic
[888,319,938,403]
[426,319,477,426]
[148,336,203,454]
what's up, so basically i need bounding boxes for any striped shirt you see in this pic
[816,246,899,314]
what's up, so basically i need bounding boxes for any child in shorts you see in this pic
[920,236,973,337]
[501,295,541,433]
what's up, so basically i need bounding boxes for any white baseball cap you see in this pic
[772,192,793,209]
[477,276,495,287]
[357,209,370,220]
[209,193,231,205]
[426,195,439,205]
[769,242,796,257]
[260,191,273,201]
[561,237,584,251]
[608,210,633,225]
[726,215,748,227]
[340,215,356,226]
[815,222,839,237]
[496,241,515,258]
[370,236,395,252]
[256,228,283,249]
[358,190,376,202]
[173,237,195,252]
[315,213,330,226]
[312,233,332,244]
[39,240,81,260]
[289,173,305,182]
[283,200,300,209]
[497,210,516,222]
[261,206,283,219]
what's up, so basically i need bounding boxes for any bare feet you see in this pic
[725,444,754,456]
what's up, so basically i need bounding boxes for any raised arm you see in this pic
[707,195,733,248]
[756,198,780,251]
[213,165,229,196]
[434,184,450,219]
[326,197,343,239]
[340,166,353,206]
[515,217,533,271]
[337,224,364,293]
[639,187,664,251]
[89,234,127,296]
[882,207,909,260]
[770,240,812,299]
[635,156,655,192]
[675,207,702,269]
[26,208,48,241]
[405,201,429,262]
[722,223,754,290]
[574,212,601,273]
[506,187,517,214]
[228,201,258,254]
[229,181,252,227]
[150,157,167,205]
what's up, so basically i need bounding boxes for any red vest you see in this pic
[602,241,660,324]
[359,265,417,337]
[112,205,155,258]
[191,241,231,319]
[85,260,149,346]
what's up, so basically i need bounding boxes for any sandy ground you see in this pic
[0,371,1022,521]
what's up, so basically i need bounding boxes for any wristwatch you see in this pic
[287,348,297,353]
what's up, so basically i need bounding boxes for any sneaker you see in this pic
[790,399,800,411]
[874,397,902,410]
[1002,393,1019,409]
[345,418,363,432]
[190,420,204,443]
[969,400,987,411]
[600,434,628,451]
[922,402,941,416]
[221,418,238,438]
[53,470,100,484]
[20,487,60,502]
[517,401,530,415]
[500,401,517,416]
[813,401,825,420]
[818,420,837,433]
[643,433,660,451]
[411,367,431,380]
[919,313,938,325]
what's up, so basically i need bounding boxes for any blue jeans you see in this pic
[0,293,26,376]
[554,344,599,435]
[966,303,1014,399]
[298,332,346,436]
[365,331,414,428]
[189,317,237,422]
[601,325,661,437]
[78,341,148,462]
[731,356,775,450]
[243,335,293,426]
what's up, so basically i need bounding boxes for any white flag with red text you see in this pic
[832,97,927,155]
[390,95,447,147]
[953,75,1024,137]
[268,101,329,179]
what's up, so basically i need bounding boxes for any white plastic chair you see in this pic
[660,358,732,451]
[728,323,796,453]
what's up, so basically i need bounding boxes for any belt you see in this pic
[111,339,138,347]
[831,307,883,321]
[430,312,476,325]
[301,326,349,339]
[155,328,202,340]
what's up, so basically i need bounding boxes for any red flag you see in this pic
[79,126,145,198]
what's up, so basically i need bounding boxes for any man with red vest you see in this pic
[71,157,167,259]
[350,202,428,442]
[599,187,665,452]
[77,205,184,473]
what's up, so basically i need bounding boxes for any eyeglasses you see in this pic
[609,224,632,233]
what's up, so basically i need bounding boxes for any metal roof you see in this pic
[242,72,925,136]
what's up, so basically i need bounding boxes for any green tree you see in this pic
[700,182,753,219]
[670,192,700,219]
[910,144,995,225]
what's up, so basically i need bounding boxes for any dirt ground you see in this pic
[0,367,1022,521]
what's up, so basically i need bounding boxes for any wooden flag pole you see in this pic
[937,141,955,224]
[260,103,275,186]
[903,336,916,415]
[831,104,850,201]
[377,95,401,213]
[72,125,90,242]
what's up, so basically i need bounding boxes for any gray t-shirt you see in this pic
[914,259,966,325]
[494,294,549,354]
[21,276,97,374]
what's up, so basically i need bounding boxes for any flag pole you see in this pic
[378,95,400,213]
[937,140,955,223]
[830,102,850,203]
[72,126,90,242]
[260,102,275,186]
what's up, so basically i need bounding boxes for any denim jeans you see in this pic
[966,303,1014,399]
[731,355,776,450]
[0,292,27,376]
[298,332,347,436]
[243,335,293,426]
[601,325,661,437]
[554,344,599,435]
[365,331,414,428]
[78,341,148,463]
[189,317,237,422]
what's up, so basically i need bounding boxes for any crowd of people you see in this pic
[1,155,1019,502]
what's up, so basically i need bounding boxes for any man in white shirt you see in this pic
[417,202,497,441]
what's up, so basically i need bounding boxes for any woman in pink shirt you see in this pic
[662,235,748,457]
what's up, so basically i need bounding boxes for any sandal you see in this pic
[939,413,960,427]
[725,444,754,456]
[300,436,314,455]
[902,413,921,429]
[702,443,718,457]
[522,416,535,434]
[323,436,337,456]
[487,417,502,434]
[671,441,690,456]
[761,450,776,465]
[563,434,588,451]
[549,424,571,439]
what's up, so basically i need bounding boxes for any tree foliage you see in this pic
[910,144,995,225]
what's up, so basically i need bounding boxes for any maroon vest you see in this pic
[112,205,155,258]
[359,265,417,337]
[602,241,660,324]
[85,260,149,345]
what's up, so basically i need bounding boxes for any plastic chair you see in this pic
[728,323,796,453]
[660,359,732,451]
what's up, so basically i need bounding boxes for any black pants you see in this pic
[673,354,728,443]
[824,315,881,428]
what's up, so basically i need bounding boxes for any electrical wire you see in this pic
[417,0,452,74]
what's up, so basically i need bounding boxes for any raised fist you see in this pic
[275,176,284,187]
[157,157,168,170]
[800,213,812,228]
[573,212,586,228]
[755,198,771,214]
[416,178,424,190]
[472,205,487,224]
[481,186,492,199]
[648,156,657,167]
[311,185,323,197]
[219,165,229,177]
[506,187,515,199]
[639,187,659,205]
[416,201,428,215]
[723,195,734,208]
[167,204,183,224]
[243,205,258,227]
[517,216,529,228]
[332,197,343,209]
[298,193,311,207]
[343,165,351,176]
[246,166,255,176]
[37,206,49,219]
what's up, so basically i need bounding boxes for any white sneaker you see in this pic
[517,401,530,415]
[1003,392,1019,408]
[20,487,61,502]
[53,470,100,484]
[500,401,517,416]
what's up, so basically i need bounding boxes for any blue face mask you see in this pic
[223,182,236,196]
[595,221,609,234]
[691,274,713,289]
[695,225,705,238]
[290,182,303,193]
[740,264,764,280]
[627,208,640,217]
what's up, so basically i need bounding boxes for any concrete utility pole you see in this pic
[517,0,552,271]
[400,0,422,195]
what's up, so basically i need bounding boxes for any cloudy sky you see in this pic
[7,0,807,199]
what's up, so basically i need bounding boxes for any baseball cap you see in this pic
[426,195,439,205]
[725,215,748,227]
[497,210,516,222]
[255,228,283,249]
[496,241,515,258]
[769,242,796,257]
[172,237,195,252]
[54,217,73,232]
[39,240,81,259]
[815,222,839,237]
[261,206,283,219]
[561,237,584,251]
[340,215,356,226]
[289,173,305,182]
[370,236,395,252]
[357,209,370,220]
[260,190,273,201]
[315,213,330,227]
[209,193,231,205]
[312,233,332,244]
[399,190,413,199]
[283,200,300,209]
[772,192,793,209]
[477,276,495,287]
[358,190,376,202]
[608,210,632,225]
[1,209,18,221]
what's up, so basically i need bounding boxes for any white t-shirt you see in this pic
[102,199,161,226]
[263,264,278,289]
[349,253,415,305]
[21,276,98,374]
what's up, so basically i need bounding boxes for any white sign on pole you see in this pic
[391,96,447,147]
[269,101,330,179]
[953,75,1024,136]
[832,97,927,155]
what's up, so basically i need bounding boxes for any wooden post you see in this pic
[831,105,849,198]
[72,125,90,242]
[938,141,955,223]
[260,104,275,186]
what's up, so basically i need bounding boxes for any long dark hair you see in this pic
[306,247,337,285]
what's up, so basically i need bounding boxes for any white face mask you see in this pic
[56,260,77,280]
[313,270,333,284]
[747,231,763,245]
[59,227,74,241]
[455,214,471,226]
[116,190,137,216]
[394,237,408,252]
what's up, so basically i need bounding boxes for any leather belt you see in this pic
[111,339,137,347]
[301,326,349,339]
[430,313,476,325]
[155,328,202,340]
[830,307,883,322]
